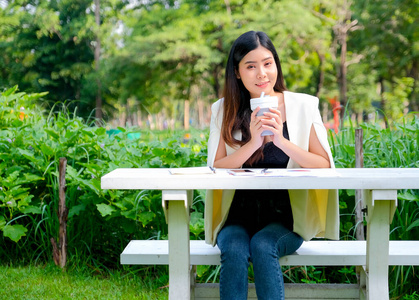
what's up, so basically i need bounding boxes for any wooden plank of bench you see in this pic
[388,240,419,265]
[121,240,419,266]
[121,240,220,265]
[121,240,366,266]
[194,283,360,300]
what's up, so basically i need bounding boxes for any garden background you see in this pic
[1,0,418,299]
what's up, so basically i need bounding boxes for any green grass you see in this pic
[0,264,168,300]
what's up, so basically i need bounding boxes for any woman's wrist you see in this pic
[247,138,263,152]
[273,135,287,149]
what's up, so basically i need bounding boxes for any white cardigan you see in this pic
[205,91,339,246]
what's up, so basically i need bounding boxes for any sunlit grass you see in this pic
[0,263,168,300]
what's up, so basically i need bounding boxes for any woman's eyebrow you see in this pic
[244,57,273,64]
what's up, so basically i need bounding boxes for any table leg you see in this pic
[163,190,192,300]
[364,190,397,300]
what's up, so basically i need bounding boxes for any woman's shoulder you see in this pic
[212,98,224,106]
[284,91,319,109]
[284,91,319,103]
[211,98,224,112]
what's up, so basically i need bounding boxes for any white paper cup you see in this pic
[250,96,278,136]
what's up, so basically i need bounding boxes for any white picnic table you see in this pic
[101,167,419,300]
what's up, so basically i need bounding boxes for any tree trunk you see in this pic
[335,0,350,121]
[322,102,328,124]
[58,158,68,269]
[197,99,204,129]
[339,34,347,121]
[184,100,190,130]
[125,102,130,126]
[335,0,361,121]
[212,66,222,98]
[51,157,68,270]
[224,0,231,15]
[409,60,418,111]
[94,0,102,124]
[316,52,325,99]
[355,129,365,241]
[379,77,389,128]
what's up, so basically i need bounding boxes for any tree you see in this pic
[106,1,230,128]
[1,0,416,124]
[351,0,419,120]
[0,0,128,120]
[0,0,95,117]
[94,0,102,122]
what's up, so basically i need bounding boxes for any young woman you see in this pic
[205,31,339,300]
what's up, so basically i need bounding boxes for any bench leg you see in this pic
[357,266,367,300]
[190,265,196,300]
[168,199,190,300]
[365,190,397,300]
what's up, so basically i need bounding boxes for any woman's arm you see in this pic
[213,108,266,169]
[276,125,330,168]
[213,134,259,168]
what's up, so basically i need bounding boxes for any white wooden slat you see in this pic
[388,241,419,265]
[101,168,419,190]
[120,240,419,266]
[280,241,366,266]
[194,283,360,299]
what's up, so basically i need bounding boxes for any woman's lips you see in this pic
[256,82,269,88]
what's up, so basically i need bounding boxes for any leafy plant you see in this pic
[0,86,207,270]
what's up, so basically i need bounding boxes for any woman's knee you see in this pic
[250,223,303,259]
[217,225,251,263]
[250,234,277,260]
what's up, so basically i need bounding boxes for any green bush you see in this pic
[0,86,207,270]
[329,115,419,297]
[1,87,418,297]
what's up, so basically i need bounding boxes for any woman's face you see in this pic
[236,45,278,99]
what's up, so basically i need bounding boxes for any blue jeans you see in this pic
[217,222,303,300]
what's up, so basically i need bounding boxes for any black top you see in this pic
[223,122,293,236]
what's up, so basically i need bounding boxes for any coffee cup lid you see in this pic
[250,96,278,109]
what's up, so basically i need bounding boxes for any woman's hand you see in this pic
[213,107,267,169]
[249,107,266,149]
[261,107,286,148]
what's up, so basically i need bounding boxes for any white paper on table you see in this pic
[254,169,341,177]
[169,166,215,175]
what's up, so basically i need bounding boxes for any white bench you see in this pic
[121,239,419,299]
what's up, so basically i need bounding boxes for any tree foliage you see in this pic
[0,0,417,125]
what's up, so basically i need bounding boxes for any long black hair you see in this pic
[221,31,287,165]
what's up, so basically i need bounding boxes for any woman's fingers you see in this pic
[263,108,281,122]
[250,107,260,122]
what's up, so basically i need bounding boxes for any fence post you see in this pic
[355,129,365,240]
[51,157,68,270]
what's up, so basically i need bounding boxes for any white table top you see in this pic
[101,167,419,190]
